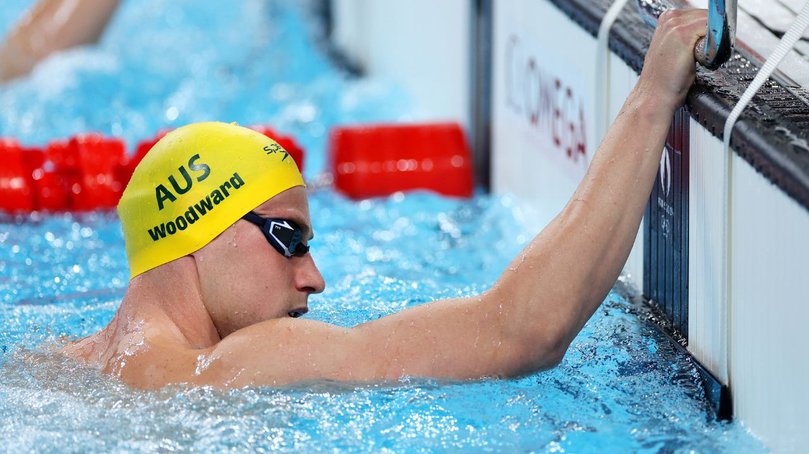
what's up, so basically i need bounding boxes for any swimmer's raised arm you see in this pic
[61,10,706,390]
[0,0,120,82]
[183,10,708,388]
[486,8,707,364]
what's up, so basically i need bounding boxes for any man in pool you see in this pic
[60,9,709,389]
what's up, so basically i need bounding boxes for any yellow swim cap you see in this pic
[117,122,304,278]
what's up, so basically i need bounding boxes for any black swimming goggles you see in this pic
[242,211,310,258]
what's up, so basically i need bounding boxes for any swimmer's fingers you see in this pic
[659,9,710,59]
[638,8,708,109]
[658,8,709,40]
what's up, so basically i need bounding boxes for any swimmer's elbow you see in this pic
[544,325,578,372]
[535,338,568,370]
[499,335,569,378]
[543,341,568,369]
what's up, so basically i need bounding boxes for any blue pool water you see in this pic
[0,0,767,452]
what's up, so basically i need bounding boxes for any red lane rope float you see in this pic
[0,125,305,214]
[329,122,474,199]
[72,134,126,211]
[0,138,35,212]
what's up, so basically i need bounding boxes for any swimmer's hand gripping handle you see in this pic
[636,0,736,70]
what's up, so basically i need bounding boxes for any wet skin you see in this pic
[62,187,326,387]
[0,0,121,82]
[62,9,709,389]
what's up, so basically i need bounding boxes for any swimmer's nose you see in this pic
[295,253,326,294]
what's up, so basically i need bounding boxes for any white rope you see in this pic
[721,0,809,384]
[595,0,631,146]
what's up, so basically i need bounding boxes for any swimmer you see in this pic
[0,0,120,82]
[61,9,709,389]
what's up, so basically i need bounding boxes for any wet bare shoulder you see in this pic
[194,318,364,388]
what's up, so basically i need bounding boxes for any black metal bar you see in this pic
[470,0,493,190]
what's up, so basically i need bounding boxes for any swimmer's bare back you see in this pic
[61,10,708,390]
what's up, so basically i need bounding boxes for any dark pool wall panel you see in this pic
[644,108,689,337]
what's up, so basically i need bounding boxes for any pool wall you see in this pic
[331,0,809,451]
[330,0,472,127]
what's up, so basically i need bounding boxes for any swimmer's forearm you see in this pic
[0,0,120,82]
[563,89,676,305]
[488,88,678,369]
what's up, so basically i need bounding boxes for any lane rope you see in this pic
[595,0,631,146]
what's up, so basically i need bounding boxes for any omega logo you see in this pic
[504,35,588,162]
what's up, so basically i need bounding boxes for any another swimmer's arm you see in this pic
[0,0,120,82]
